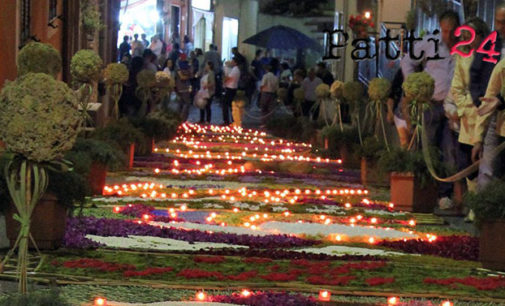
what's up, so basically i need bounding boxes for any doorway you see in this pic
[221,17,238,61]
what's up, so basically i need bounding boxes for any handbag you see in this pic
[194,89,209,109]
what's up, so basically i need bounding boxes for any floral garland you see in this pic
[174,246,387,262]
[378,235,478,261]
[52,258,174,278]
[52,258,135,272]
[63,217,318,249]
[193,255,226,264]
[210,291,318,306]
[424,276,505,291]
[366,277,395,286]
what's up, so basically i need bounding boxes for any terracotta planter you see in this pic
[480,219,505,271]
[311,130,323,147]
[6,193,67,250]
[390,172,437,213]
[88,162,107,195]
[126,143,135,169]
[361,158,388,187]
[339,145,360,169]
[135,137,155,156]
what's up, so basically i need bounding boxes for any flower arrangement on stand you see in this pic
[367,77,392,151]
[315,83,335,127]
[330,80,344,131]
[136,69,157,117]
[104,63,129,120]
[348,15,374,38]
[0,72,81,292]
[16,42,62,78]
[343,81,365,145]
[70,49,103,126]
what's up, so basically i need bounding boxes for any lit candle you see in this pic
[94,297,107,305]
[318,290,331,301]
[387,296,398,305]
[195,291,207,301]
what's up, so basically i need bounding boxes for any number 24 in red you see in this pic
[451,25,500,64]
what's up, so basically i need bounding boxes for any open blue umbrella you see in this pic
[243,25,323,52]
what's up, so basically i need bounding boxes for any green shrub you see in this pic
[0,289,70,306]
[47,170,88,209]
[92,118,144,151]
[68,138,125,171]
[131,111,181,142]
[377,147,444,188]
[465,179,505,225]
[266,115,316,143]
[355,136,386,160]
[319,125,361,159]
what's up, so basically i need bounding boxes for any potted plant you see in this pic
[356,136,388,186]
[465,180,505,271]
[375,71,439,213]
[65,138,125,195]
[130,110,181,156]
[265,114,315,144]
[378,148,440,212]
[0,72,81,292]
[92,118,144,169]
[320,125,361,168]
[4,166,87,250]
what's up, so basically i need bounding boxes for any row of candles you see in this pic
[93,291,453,305]
[102,183,370,204]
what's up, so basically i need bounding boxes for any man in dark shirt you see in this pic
[316,62,334,86]
[119,36,131,62]
[251,49,264,81]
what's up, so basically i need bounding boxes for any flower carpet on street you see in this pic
[35,124,505,304]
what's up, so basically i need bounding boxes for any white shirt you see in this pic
[261,72,279,93]
[150,40,163,57]
[302,77,323,101]
[224,66,240,89]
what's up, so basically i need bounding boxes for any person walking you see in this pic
[141,33,150,48]
[118,35,131,62]
[301,68,323,120]
[175,57,192,121]
[259,65,279,125]
[199,61,216,124]
[222,58,240,125]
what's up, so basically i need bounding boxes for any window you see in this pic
[20,0,31,45]
[49,0,57,21]
[221,17,238,61]
[192,0,211,11]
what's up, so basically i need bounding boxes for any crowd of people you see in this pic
[117,34,337,127]
[115,4,505,218]
[385,4,505,216]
